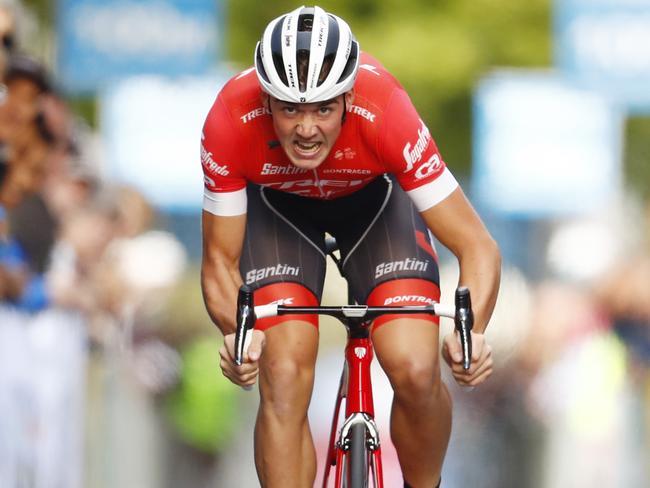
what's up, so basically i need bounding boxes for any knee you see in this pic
[384,357,442,405]
[260,357,314,419]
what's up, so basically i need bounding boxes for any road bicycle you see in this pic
[235,240,474,488]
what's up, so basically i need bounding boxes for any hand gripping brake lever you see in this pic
[454,287,474,371]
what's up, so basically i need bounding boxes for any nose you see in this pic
[296,113,317,138]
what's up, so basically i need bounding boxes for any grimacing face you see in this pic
[266,91,354,170]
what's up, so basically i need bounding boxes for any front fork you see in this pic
[322,337,384,488]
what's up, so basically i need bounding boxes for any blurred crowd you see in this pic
[0,3,188,340]
[0,4,200,488]
[439,198,650,488]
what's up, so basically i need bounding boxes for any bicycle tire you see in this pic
[345,423,369,488]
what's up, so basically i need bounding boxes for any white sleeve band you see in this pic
[203,188,248,216]
[406,168,459,212]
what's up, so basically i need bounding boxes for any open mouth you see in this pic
[293,140,322,156]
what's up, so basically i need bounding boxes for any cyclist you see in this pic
[200,6,501,488]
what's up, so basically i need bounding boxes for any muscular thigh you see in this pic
[241,184,328,330]
[258,321,320,409]
[372,318,441,389]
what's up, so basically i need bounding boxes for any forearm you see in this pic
[456,237,501,334]
[201,211,247,335]
[201,259,243,335]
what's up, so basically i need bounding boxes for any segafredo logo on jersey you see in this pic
[355,347,367,359]
[269,297,295,305]
[384,295,436,306]
[375,258,429,279]
[200,137,229,176]
[245,264,300,284]
[402,120,431,172]
[240,106,271,124]
[414,154,442,180]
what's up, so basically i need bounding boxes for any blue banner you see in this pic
[57,0,221,93]
[472,71,623,218]
[554,0,650,112]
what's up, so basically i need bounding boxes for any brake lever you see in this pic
[454,287,474,371]
[234,285,255,366]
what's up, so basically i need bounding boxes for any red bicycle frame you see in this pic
[324,330,384,487]
[234,285,473,488]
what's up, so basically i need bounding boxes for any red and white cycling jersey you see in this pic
[201,52,458,216]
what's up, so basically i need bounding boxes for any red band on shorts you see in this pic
[366,278,441,330]
[253,282,319,330]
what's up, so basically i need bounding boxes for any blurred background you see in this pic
[0,0,649,487]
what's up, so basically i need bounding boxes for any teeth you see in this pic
[295,142,320,152]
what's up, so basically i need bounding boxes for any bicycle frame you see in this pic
[326,317,384,487]
[235,286,473,488]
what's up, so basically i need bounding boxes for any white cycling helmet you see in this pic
[254,6,360,103]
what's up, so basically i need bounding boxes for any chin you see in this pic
[290,158,324,170]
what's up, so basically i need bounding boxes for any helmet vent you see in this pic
[271,16,289,86]
[337,41,358,84]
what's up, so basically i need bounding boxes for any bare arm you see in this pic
[200,210,247,335]
[421,187,501,334]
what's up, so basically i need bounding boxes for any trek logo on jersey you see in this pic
[383,295,436,306]
[402,120,431,172]
[240,106,271,124]
[245,264,300,285]
[201,142,229,176]
[260,163,308,176]
[265,179,366,194]
[375,258,429,279]
[348,105,376,123]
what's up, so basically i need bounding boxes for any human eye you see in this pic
[319,105,333,115]
[282,105,297,114]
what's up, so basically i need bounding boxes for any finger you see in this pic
[452,355,493,386]
[465,367,493,387]
[450,343,492,376]
[452,354,493,381]
[219,345,231,363]
[460,358,493,385]
[221,364,259,387]
[246,331,266,362]
[471,337,486,362]
[238,369,260,382]
[444,332,464,364]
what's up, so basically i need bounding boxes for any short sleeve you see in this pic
[201,95,248,216]
[380,88,458,212]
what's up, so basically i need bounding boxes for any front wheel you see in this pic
[345,423,369,488]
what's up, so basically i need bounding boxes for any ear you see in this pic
[344,89,355,106]
[260,92,270,107]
